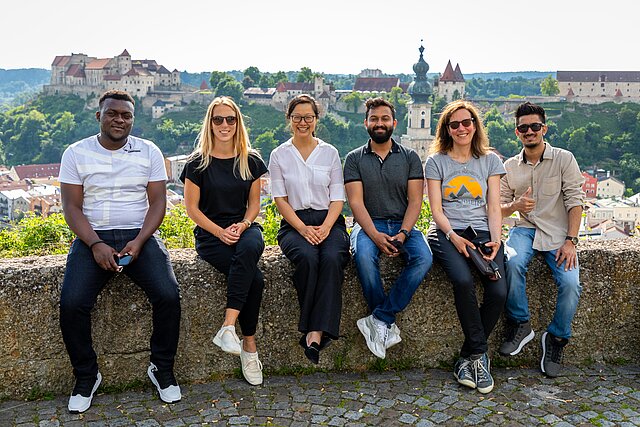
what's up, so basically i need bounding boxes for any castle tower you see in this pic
[117,49,132,75]
[401,43,434,163]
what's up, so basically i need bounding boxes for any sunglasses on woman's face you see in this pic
[211,115,237,126]
[448,118,475,129]
[516,123,544,133]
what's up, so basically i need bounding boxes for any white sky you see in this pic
[2,0,637,75]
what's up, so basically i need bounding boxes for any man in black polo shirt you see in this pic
[344,97,433,359]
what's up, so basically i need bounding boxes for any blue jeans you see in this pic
[60,229,181,379]
[504,227,582,339]
[350,220,432,325]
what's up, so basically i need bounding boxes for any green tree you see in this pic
[341,92,364,113]
[260,201,281,246]
[540,75,560,96]
[214,78,244,102]
[242,76,255,89]
[254,131,279,161]
[209,71,231,91]
[158,204,195,249]
[617,106,637,133]
[243,66,261,84]
[296,67,314,83]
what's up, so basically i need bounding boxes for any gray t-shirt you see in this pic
[425,151,505,231]
[344,140,424,220]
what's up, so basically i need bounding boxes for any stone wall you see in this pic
[1,240,639,398]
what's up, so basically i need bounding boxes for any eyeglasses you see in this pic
[516,123,545,133]
[448,118,475,129]
[211,116,237,126]
[290,115,316,123]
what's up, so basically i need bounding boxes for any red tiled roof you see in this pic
[567,87,575,96]
[12,163,61,180]
[157,65,171,74]
[454,64,465,81]
[120,49,130,57]
[200,80,208,90]
[440,60,457,82]
[104,74,122,81]
[615,89,623,97]
[124,68,139,76]
[66,64,85,78]
[52,56,71,67]
[86,58,111,70]
[276,82,314,92]
[353,77,399,92]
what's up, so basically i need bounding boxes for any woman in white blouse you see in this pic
[268,94,350,364]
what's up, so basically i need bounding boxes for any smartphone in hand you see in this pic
[114,254,133,266]
[460,226,478,241]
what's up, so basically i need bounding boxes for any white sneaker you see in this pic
[356,315,387,359]
[147,363,182,403]
[386,323,402,349]
[68,372,102,413]
[213,325,241,355]
[240,342,263,386]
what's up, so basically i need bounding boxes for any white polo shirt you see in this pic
[268,138,344,211]
[59,135,167,230]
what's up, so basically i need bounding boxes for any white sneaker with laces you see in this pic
[356,314,388,358]
[386,323,402,349]
[240,342,263,386]
[147,363,182,403]
[68,372,102,413]
[213,324,241,355]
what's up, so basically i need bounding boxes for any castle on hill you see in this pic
[44,49,182,98]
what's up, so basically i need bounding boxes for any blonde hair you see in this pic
[430,100,490,158]
[190,96,258,180]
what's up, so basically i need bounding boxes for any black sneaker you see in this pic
[68,372,102,413]
[454,357,476,389]
[540,332,568,377]
[499,319,535,356]
[147,363,181,403]
[471,353,494,394]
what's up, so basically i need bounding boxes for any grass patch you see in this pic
[25,386,54,401]
[579,402,592,411]
[265,365,326,377]
[98,379,145,394]
[492,355,536,369]
[607,357,630,366]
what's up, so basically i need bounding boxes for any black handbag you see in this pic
[467,246,501,281]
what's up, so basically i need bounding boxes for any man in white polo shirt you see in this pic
[59,90,181,413]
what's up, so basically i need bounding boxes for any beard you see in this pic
[367,124,394,144]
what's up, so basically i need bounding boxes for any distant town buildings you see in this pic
[434,60,466,102]
[558,71,640,102]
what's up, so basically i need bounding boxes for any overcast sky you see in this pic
[2,0,636,75]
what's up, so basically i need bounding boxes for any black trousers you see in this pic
[427,227,507,357]
[278,209,350,339]
[196,224,265,336]
[60,229,181,379]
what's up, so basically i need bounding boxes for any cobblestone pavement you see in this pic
[2,364,640,426]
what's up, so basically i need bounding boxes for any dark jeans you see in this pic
[60,229,181,380]
[428,228,507,357]
[278,209,350,339]
[196,224,265,336]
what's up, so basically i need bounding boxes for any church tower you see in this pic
[401,43,434,163]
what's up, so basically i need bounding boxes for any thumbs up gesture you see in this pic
[515,187,535,214]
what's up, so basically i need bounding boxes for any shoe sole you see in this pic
[501,329,535,356]
[213,334,241,356]
[454,373,476,389]
[540,331,561,377]
[477,382,494,394]
[68,372,102,413]
[147,366,181,403]
[357,318,385,359]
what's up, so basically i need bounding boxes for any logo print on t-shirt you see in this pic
[443,175,483,201]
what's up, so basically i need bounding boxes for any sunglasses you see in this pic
[211,115,237,126]
[291,115,316,124]
[516,123,544,133]
[448,118,475,129]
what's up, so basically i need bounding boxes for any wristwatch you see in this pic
[399,229,411,240]
[565,236,578,246]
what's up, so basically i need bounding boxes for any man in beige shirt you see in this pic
[499,102,584,378]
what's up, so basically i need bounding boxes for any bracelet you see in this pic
[241,219,252,228]
[89,240,105,249]
[445,230,454,240]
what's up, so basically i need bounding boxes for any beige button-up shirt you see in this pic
[500,143,585,251]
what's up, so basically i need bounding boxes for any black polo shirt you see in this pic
[343,139,424,220]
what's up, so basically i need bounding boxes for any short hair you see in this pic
[430,100,490,158]
[365,97,395,120]
[98,90,135,108]
[286,94,319,119]
[515,102,546,124]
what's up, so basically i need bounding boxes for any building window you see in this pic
[421,119,425,128]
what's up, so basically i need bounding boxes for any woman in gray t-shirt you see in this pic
[425,100,507,395]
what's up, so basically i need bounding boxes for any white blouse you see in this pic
[268,138,345,211]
